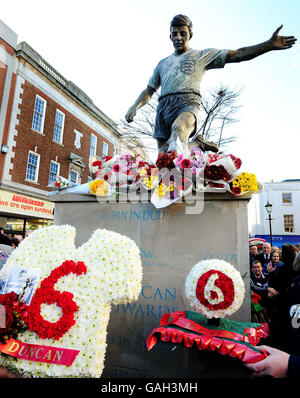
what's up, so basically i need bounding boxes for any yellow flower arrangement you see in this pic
[89,179,109,196]
[154,183,174,197]
[139,168,147,177]
[142,175,159,189]
[231,172,260,194]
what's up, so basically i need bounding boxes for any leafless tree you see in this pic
[196,85,242,149]
[119,85,242,153]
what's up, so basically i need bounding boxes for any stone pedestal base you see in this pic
[51,193,252,378]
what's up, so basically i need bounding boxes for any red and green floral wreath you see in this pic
[146,311,270,364]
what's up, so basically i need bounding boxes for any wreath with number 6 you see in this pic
[22,260,87,340]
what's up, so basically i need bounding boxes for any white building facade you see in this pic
[248,179,300,248]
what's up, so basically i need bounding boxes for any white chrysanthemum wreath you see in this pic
[0,225,142,378]
[185,259,245,319]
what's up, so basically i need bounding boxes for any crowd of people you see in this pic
[0,227,22,284]
[248,241,300,377]
[0,227,21,249]
[249,242,299,323]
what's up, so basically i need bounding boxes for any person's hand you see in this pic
[125,107,136,123]
[0,367,21,378]
[267,261,276,273]
[245,345,290,378]
[270,25,297,50]
[267,287,279,298]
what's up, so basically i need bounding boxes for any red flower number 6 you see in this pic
[25,260,87,340]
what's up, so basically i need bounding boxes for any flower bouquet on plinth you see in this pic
[203,152,242,192]
[88,178,112,197]
[174,147,205,192]
[203,180,229,193]
[89,155,114,179]
[150,169,193,209]
[156,150,177,170]
[89,157,102,179]
[111,154,140,189]
[96,154,149,195]
[0,225,143,377]
[205,153,242,175]
[125,157,152,192]
[151,147,205,208]
[174,147,205,174]
[228,172,263,196]
[146,259,270,365]
[90,155,114,173]
[47,176,77,191]
[138,166,160,191]
[48,150,263,207]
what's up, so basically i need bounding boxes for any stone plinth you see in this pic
[51,193,252,378]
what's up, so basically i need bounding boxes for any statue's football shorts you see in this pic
[153,91,201,140]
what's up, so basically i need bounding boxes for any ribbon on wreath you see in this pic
[0,338,79,366]
[146,311,269,364]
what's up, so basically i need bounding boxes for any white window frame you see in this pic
[48,160,60,184]
[90,134,97,157]
[282,192,292,205]
[53,109,65,144]
[283,214,294,233]
[25,151,40,183]
[69,170,79,184]
[102,141,108,157]
[32,94,47,134]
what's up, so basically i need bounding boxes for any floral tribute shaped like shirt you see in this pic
[0,225,142,377]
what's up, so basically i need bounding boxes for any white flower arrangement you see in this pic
[0,225,142,378]
[185,259,245,319]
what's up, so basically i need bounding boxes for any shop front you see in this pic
[0,189,54,239]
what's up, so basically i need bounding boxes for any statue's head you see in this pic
[170,14,193,54]
[170,15,193,38]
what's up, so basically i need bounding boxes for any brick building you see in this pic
[0,20,124,238]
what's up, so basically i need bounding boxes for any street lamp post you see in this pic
[265,201,273,247]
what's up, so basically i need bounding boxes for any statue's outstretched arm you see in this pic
[226,25,297,63]
[125,85,156,123]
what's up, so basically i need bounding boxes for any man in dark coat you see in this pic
[255,242,271,269]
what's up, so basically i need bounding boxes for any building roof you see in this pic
[0,19,18,49]
[15,41,121,138]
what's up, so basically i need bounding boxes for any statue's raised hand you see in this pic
[270,25,297,50]
[125,106,136,123]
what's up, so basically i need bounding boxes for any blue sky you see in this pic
[2,0,299,183]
